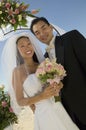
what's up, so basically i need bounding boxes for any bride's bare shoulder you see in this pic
[13,64,25,75]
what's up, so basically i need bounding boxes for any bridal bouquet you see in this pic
[0,85,18,130]
[0,0,39,30]
[36,58,66,102]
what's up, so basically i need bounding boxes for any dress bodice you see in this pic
[22,74,79,130]
[23,74,43,97]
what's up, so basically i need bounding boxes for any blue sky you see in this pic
[0,0,86,87]
[23,0,86,36]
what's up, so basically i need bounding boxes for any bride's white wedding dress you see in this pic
[22,73,79,130]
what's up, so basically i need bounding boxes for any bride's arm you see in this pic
[12,68,61,106]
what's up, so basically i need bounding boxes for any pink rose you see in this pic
[19,5,28,11]
[2,101,7,107]
[10,19,16,24]
[46,64,53,72]
[5,3,11,9]
[36,67,45,76]
[14,9,19,14]
[9,107,13,112]
[8,9,13,16]
[31,9,39,14]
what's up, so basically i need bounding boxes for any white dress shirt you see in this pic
[46,36,56,60]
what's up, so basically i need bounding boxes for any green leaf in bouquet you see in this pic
[54,95,61,102]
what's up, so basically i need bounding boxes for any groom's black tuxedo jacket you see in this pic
[45,30,86,125]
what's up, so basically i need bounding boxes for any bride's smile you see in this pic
[17,37,34,58]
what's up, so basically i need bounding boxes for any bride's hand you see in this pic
[30,104,35,113]
[41,81,63,99]
[41,84,58,99]
[52,81,63,96]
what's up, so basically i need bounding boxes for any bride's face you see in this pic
[17,37,34,59]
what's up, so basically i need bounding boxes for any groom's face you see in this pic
[32,21,53,45]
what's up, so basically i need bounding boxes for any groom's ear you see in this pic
[50,24,53,31]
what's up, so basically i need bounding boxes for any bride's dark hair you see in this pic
[16,36,39,65]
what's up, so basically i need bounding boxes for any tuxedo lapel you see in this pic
[44,52,49,58]
[55,36,64,66]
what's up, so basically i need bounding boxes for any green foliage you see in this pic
[0,86,17,130]
[39,71,57,83]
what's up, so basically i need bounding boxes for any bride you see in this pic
[1,32,79,130]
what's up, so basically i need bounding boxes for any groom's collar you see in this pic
[49,36,55,46]
[45,36,55,53]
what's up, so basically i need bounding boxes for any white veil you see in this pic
[1,32,45,115]
[51,24,66,35]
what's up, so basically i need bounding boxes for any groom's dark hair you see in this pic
[30,17,50,34]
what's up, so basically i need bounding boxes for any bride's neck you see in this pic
[24,59,38,75]
[24,59,36,67]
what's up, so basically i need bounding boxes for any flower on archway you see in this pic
[0,0,39,30]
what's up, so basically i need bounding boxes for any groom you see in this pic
[30,17,86,130]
